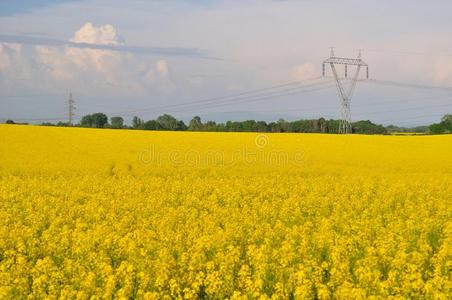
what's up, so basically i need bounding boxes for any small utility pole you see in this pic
[322,49,369,134]
[68,92,76,125]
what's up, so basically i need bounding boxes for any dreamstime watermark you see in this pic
[255,134,269,148]
[138,134,305,167]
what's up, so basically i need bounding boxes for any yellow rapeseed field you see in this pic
[0,124,451,299]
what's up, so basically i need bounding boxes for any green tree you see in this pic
[176,120,187,131]
[204,121,217,131]
[318,118,328,133]
[289,120,311,133]
[80,113,108,128]
[110,116,124,129]
[327,119,340,134]
[40,122,55,126]
[254,121,268,132]
[429,114,452,134]
[143,120,162,130]
[429,123,444,134]
[157,114,178,130]
[91,113,108,128]
[241,120,256,132]
[188,116,203,131]
[267,122,280,132]
[226,121,242,132]
[441,114,452,132]
[56,122,70,127]
[80,115,94,127]
[132,116,144,129]
[277,118,289,132]
[352,120,386,134]
[216,123,226,131]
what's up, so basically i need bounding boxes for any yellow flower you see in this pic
[0,125,451,298]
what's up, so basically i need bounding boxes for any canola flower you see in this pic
[0,124,451,299]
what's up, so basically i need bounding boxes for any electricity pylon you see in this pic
[323,49,368,134]
[68,92,76,125]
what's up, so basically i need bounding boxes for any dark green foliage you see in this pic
[24,112,452,135]
[385,125,428,133]
[225,121,243,132]
[110,116,124,129]
[176,120,187,131]
[80,113,108,128]
[40,122,73,127]
[326,119,340,134]
[277,118,289,132]
[92,113,108,128]
[429,123,444,134]
[255,121,268,132]
[289,120,310,133]
[57,122,71,127]
[5,119,28,125]
[40,122,55,126]
[241,120,256,132]
[143,120,162,130]
[188,116,203,131]
[429,114,452,134]
[157,114,178,130]
[352,120,386,134]
[132,116,144,129]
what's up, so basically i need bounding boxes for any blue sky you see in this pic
[1,0,452,126]
[0,0,79,16]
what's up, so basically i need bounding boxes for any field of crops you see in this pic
[0,125,451,299]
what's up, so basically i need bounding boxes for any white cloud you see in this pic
[1,22,172,96]
[0,43,20,70]
[291,63,317,81]
[144,60,174,93]
[36,22,140,92]
[71,22,123,46]
[431,58,452,86]
[145,60,169,81]
[0,43,35,88]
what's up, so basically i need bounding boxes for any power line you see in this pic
[0,93,66,98]
[363,79,452,92]
[229,93,452,115]
[2,84,335,121]
[192,103,451,121]
[1,77,330,121]
[5,102,448,125]
[377,113,448,124]
[107,76,326,116]
[4,74,452,126]
[354,103,452,116]
[5,85,450,124]
[138,83,335,116]
[364,48,452,58]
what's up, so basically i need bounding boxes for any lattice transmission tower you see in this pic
[68,92,76,125]
[323,49,368,134]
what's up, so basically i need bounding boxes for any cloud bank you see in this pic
[0,22,178,96]
[0,33,212,59]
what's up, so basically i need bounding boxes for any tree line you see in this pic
[5,113,451,134]
[428,115,452,134]
[44,113,388,134]
[81,113,388,134]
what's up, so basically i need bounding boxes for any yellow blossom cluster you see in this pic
[0,125,451,299]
